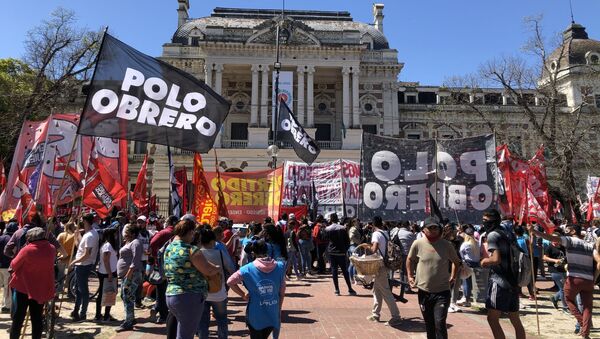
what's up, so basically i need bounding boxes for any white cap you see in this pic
[136,215,147,222]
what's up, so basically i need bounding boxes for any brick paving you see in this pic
[4,274,578,338]
[109,273,532,339]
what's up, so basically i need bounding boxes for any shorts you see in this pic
[485,281,519,313]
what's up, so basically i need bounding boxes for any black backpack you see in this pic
[148,237,174,285]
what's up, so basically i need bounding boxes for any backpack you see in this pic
[494,230,532,288]
[298,227,310,241]
[148,237,174,285]
[316,226,328,243]
[376,231,404,271]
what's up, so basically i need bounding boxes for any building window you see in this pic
[362,124,377,135]
[406,133,420,140]
[231,123,248,140]
[364,103,373,112]
[235,101,246,110]
[484,93,502,105]
[317,102,328,112]
[398,92,405,104]
[315,124,331,141]
[596,95,600,108]
[406,95,417,104]
[418,92,436,104]
[134,141,147,154]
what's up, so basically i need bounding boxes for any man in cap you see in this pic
[367,216,402,326]
[407,216,461,338]
[69,213,100,321]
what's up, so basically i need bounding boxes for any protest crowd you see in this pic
[1,27,600,339]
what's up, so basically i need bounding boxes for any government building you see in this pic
[130,1,600,207]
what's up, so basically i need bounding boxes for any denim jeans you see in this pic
[462,276,472,300]
[551,272,567,309]
[347,245,357,280]
[154,281,169,320]
[121,271,142,326]
[298,240,312,274]
[198,299,228,339]
[74,264,94,318]
[287,250,300,277]
[167,292,205,339]
[418,289,451,339]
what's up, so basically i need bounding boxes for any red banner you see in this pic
[192,154,219,226]
[279,205,308,220]
[204,168,283,223]
[497,145,549,220]
[0,114,128,221]
[82,157,128,218]
[131,155,148,210]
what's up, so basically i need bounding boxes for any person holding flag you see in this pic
[527,222,595,339]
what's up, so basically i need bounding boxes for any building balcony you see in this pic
[268,139,342,150]
[222,139,249,149]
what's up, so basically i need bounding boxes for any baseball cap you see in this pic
[136,215,147,222]
[423,217,441,228]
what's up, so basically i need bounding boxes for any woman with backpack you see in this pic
[197,228,235,339]
[297,219,313,277]
[95,228,118,322]
[284,219,301,280]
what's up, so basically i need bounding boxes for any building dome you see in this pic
[546,23,600,74]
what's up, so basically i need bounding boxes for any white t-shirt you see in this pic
[98,242,118,274]
[371,230,388,256]
[138,231,150,261]
[75,229,99,266]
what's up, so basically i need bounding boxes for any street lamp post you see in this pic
[268,16,290,169]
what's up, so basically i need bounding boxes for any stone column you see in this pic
[214,64,223,95]
[342,66,351,130]
[351,68,360,128]
[260,64,269,127]
[250,64,260,126]
[306,66,315,128]
[296,66,305,125]
[204,63,213,88]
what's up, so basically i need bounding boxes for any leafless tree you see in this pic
[0,7,102,163]
[430,16,600,212]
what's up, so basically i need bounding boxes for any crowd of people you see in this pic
[0,207,599,339]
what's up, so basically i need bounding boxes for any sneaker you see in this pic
[550,296,559,310]
[448,304,459,313]
[116,323,134,332]
[528,295,536,301]
[456,299,471,307]
[93,315,103,322]
[348,290,357,296]
[385,317,402,326]
[70,311,80,322]
[104,315,119,322]
[366,315,380,322]
[156,317,166,324]
[395,296,408,304]
[0,307,9,314]
[334,290,340,296]
[575,323,580,334]
[457,297,467,304]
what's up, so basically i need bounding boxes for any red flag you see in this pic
[44,182,53,218]
[552,199,563,218]
[131,155,148,210]
[527,145,550,214]
[149,194,157,213]
[15,168,37,224]
[214,152,229,219]
[175,167,188,214]
[192,153,219,226]
[82,157,127,218]
[588,178,600,221]
[0,160,6,194]
[570,201,578,224]
[524,187,555,233]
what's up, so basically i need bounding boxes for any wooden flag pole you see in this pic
[527,230,541,335]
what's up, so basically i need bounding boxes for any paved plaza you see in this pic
[4,272,594,338]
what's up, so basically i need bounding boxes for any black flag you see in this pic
[276,100,320,165]
[78,33,230,153]
[429,191,445,224]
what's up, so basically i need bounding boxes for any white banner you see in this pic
[272,71,293,131]
[282,160,360,217]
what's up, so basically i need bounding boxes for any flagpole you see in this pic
[357,131,363,221]
[338,159,346,219]
[434,137,439,218]
[525,174,541,336]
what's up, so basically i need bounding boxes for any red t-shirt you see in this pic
[10,240,56,304]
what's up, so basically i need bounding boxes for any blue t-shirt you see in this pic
[240,261,285,330]
[267,243,284,262]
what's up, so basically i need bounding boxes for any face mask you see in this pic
[424,228,441,242]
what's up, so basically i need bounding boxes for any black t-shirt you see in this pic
[544,245,566,273]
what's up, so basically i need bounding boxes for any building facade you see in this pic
[132,2,600,206]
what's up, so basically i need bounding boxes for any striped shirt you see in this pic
[561,236,594,281]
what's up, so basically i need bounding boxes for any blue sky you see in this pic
[1,0,599,85]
